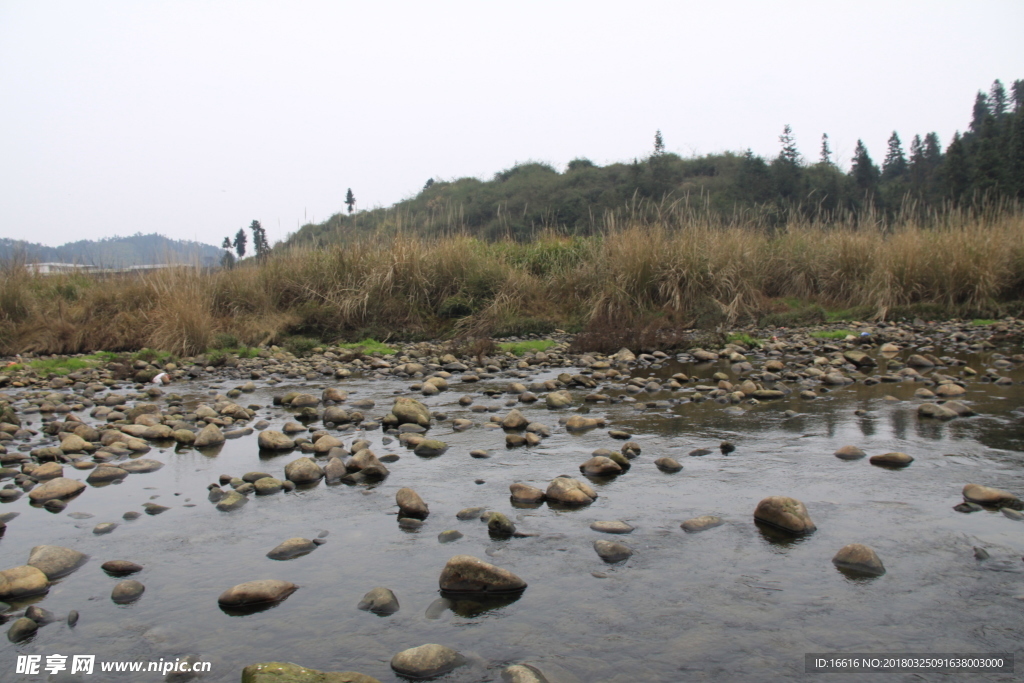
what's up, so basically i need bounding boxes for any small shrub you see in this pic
[283,336,320,357]
[211,332,240,349]
[972,318,996,326]
[726,332,761,348]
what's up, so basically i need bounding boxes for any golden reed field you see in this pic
[2,205,1023,357]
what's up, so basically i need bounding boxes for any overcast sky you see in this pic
[1,1,1022,248]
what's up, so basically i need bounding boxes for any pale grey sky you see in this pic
[1,1,1022,247]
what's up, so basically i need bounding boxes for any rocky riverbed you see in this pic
[1,319,1023,682]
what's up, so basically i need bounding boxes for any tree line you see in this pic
[283,78,1024,248]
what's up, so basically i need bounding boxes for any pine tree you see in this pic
[943,132,970,201]
[908,135,925,192]
[882,132,908,180]
[1008,104,1024,197]
[819,133,832,165]
[250,220,269,261]
[220,250,235,269]
[345,188,356,214]
[221,237,231,250]
[970,91,990,134]
[851,140,880,195]
[1012,80,1024,113]
[653,130,665,156]
[233,228,247,259]
[973,114,1006,197]
[989,79,1008,118]
[778,125,800,165]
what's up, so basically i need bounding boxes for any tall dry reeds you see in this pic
[2,206,1023,356]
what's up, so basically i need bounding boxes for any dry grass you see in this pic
[2,207,1023,355]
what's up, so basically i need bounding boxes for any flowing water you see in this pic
[2,345,1024,682]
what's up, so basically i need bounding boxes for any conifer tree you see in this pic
[345,188,356,214]
[851,140,880,195]
[943,133,970,201]
[1012,80,1024,113]
[778,125,800,165]
[250,220,269,261]
[819,133,832,165]
[233,228,247,258]
[882,132,908,180]
[970,91,990,134]
[989,79,1008,118]
[972,114,1005,196]
[1008,104,1024,197]
[653,130,665,156]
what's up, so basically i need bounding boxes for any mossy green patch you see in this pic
[810,329,853,340]
[336,338,395,355]
[498,339,556,355]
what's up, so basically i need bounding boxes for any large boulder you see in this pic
[0,565,49,600]
[194,424,226,447]
[753,496,816,534]
[565,415,605,431]
[258,430,295,451]
[396,488,428,519]
[391,644,466,679]
[963,483,1021,509]
[832,543,886,576]
[438,555,527,593]
[27,545,89,579]
[266,538,317,561]
[413,439,448,457]
[869,452,913,468]
[501,409,529,430]
[357,587,399,615]
[284,457,324,484]
[242,663,381,683]
[28,477,85,503]
[544,477,597,505]
[218,580,298,607]
[545,390,573,409]
[509,483,545,504]
[594,540,633,563]
[391,397,430,427]
[579,456,622,476]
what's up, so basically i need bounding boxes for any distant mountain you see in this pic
[0,233,223,267]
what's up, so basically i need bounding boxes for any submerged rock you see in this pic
[357,587,399,615]
[544,477,597,506]
[833,445,866,460]
[963,484,1021,509]
[241,662,381,683]
[396,487,429,519]
[832,543,886,576]
[869,452,914,468]
[391,644,466,679]
[594,539,633,563]
[681,515,724,533]
[111,579,145,604]
[27,545,88,580]
[218,580,298,607]
[27,477,84,503]
[754,496,816,534]
[590,520,634,534]
[266,538,317,560]
[438,555,527,593]
[0,565,49,601]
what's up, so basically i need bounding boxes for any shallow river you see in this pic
[2,344,1024,682]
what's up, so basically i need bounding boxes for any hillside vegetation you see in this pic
[285,79,1024,247]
